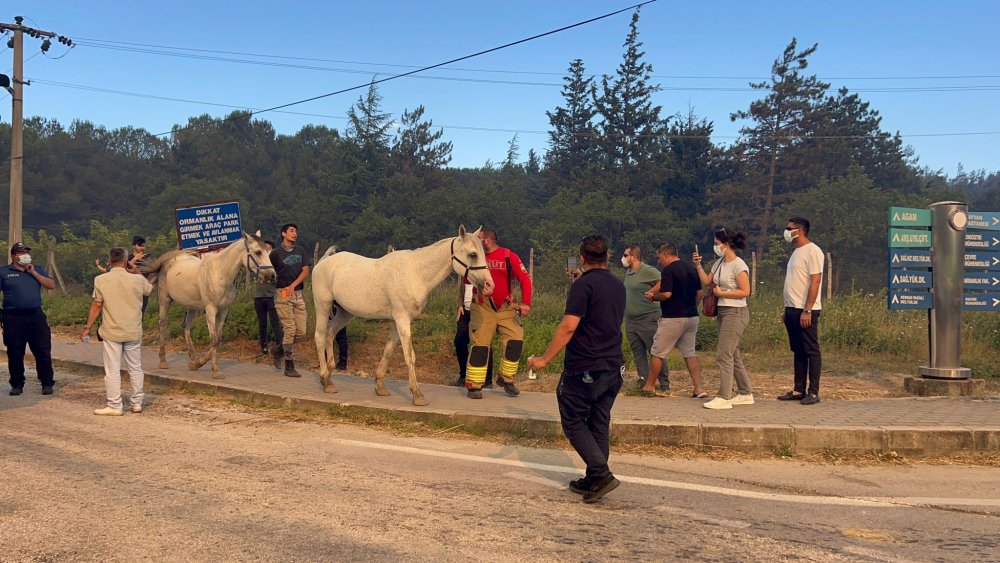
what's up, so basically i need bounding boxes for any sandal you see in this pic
[637,389,660,398]
[691,391,708,399]
[777,390,804,401]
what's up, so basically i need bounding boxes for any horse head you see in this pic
[451,225,494,296]
[243,231,277,284]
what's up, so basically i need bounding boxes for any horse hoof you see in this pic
[323,384,337,394]
[159,361,168,369]
[412,397,429,407]
[375,388,391,397]
[188,361,200,371]
[211,372,224,380]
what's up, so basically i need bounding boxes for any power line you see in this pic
[2,1,659,161]
[23,78,1000,141]
[67,36,1000,82]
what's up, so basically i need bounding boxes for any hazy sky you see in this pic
[3,0,997,175]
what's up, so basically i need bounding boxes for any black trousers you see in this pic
[254,297,283,349]
[783,307,822,396]
[454,310,492,383]
[557,368,623,480]
[2,309,55,389]
[334,327,348,366]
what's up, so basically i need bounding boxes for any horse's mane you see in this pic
[141,249,197,279]
[318,245,338,262]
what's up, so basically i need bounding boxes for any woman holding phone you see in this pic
[693,228,754,409]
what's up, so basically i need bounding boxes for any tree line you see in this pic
[1,9,997,293]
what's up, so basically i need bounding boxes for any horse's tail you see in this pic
[141,249,195,281]
[318,245,338,262]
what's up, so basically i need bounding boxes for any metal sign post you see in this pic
[918,202,971,379]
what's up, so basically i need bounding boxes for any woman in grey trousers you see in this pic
[693,228,753,410]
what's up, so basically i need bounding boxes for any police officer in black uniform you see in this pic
[1,243,57,395]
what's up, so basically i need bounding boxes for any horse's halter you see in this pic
[451,237,489,280]
[244,237,275,282]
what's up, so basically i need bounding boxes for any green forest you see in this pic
[2,12,998,293]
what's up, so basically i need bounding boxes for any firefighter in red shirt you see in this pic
[465,228,532,399]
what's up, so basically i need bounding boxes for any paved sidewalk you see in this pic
[9,339,1000,455]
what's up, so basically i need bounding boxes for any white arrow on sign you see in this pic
[994,298,1000,307]
[892,254,899,263]
[994,217,1000,226]
[994,237,1000,246]
[893,212,901,221]
[892,294,899,304]
[994,277,1000,286]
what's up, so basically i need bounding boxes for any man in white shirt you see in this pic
[777,217,824,405]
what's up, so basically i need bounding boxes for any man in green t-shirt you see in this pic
[622,245,669,391]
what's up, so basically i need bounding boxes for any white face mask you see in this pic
[783,229,799,243]
[16,254,31,266]
[713,244,724,257]
[620,256,630,268]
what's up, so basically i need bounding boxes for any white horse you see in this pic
[312,226,494,406]
[143,232,276,377]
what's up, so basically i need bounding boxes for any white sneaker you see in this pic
[131,404,142,413]
[94,407,124,416]
[703,397,733,410]
[731,394,755,405]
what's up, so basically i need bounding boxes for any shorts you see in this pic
[650,316,699,359]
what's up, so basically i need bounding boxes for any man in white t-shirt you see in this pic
[778,216,824,405]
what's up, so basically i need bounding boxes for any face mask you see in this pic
[783,229,799,243]
[16,254,31,266]
[713,244,724,257]
[620,256,630,268]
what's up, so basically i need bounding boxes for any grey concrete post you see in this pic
[918,201,971,379]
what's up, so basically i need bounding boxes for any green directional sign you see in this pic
[889,228,932,248]
[889,206,931,227]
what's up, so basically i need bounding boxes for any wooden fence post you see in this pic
[826,251,833,301]
[46,246,68,295]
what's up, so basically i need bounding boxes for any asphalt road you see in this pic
[2,367,998,562]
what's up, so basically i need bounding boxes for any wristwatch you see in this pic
[802,309,812,315]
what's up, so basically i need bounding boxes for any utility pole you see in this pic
[0,16,72,253]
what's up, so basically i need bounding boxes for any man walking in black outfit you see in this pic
[1,243,57,395]
[527,235,625,503]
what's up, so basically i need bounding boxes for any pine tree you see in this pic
[594,9,663,197]
[545,58,598,184]
[346,79,393,186]
[390,105,453,176]
[730,38,830,256]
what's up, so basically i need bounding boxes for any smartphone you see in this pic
[694,244,699,255]
[567,256,577,268]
